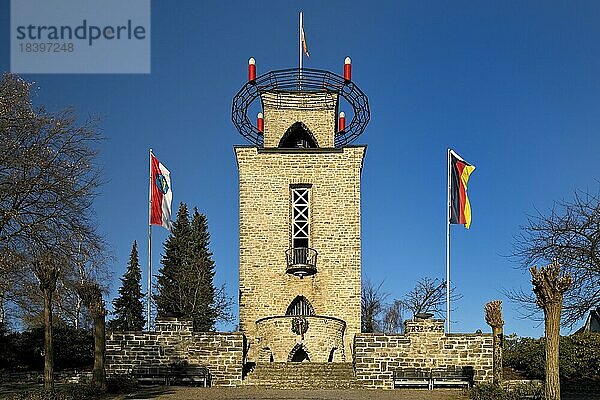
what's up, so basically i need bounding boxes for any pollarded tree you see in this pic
[0,73,106,390]
[485,300,505,385]
[77,281,107,390]
[110,241,145,331]
[530,261,572,400]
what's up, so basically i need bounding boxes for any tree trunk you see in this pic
[529,262,571,400]
[92,312,106,390]
[43,287,54,391]
[492,325,503,385]
[545,301,562,400]
[484,300,504,386]
[78,281,107,390]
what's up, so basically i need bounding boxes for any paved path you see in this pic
[127,387,467,400]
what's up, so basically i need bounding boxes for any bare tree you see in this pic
[510,190,600,327]
[361,279,387,333]
[0,73,105,390]
[400,277,461,319]
[0,249,25,330]
[530,261,572,400]
[383,300,404,333]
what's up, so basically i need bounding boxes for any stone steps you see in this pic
[243,362,358,389]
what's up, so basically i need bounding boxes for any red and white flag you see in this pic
[300,12,309,58]
[150,152,173,231]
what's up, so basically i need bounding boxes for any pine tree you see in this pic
[110,241,145,331]
[155,203,191,318]
[154,203,221,331]
[189,207,217,331]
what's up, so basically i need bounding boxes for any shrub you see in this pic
[468,383,508,400]
[468,382,543,400]
[0,326,93,371]
[503,333,600,380]
[503,335,545,379]
[106,375,138,394]
[4,384,99,400]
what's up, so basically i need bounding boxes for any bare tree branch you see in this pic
[510,189,600,327]
[0,73,108,389]
[400,277,462,319]
[361,279,387,333]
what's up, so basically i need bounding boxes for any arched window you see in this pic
[278,122,318,148]
[286,296,315,316]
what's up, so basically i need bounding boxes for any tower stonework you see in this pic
[233,68,369,364]
[102,62,496,388]
[236,144,365,362]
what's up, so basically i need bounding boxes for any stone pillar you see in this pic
[485,300,504,385]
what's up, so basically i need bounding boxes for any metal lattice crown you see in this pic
[232,68,370,147]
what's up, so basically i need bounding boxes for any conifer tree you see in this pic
[110,241,145,331]
[154,203,224,331]
[189,207,217,331]
[155,203,191,318]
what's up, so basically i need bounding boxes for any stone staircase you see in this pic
[243,362,358,389]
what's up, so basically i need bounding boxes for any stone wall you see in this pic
[105,318,244,387]
[354,319,493,389]
[235,145,365,361]
[261,91,337,148]
[255,315,346,362]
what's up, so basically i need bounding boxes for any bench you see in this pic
[169,365,210,387]
[131,366,170,385]
[393,366,474,390]
[431,366,474,388]
[130,364,210,387]
[393,368,432,389]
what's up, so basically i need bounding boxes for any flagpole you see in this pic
[299,11,303,89]
[147,148,153,331]
[446,148,451,333]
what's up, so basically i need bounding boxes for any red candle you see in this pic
[344,57,352,82]
[339,111,346,132]
[248,57,256,82]
[257,112,264,133]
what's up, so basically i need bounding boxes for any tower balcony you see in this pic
[285,247,318,277]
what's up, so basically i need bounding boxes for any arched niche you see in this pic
[288,343,311,362]
[278,122,319,149]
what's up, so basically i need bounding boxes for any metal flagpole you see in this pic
[299,11,303,90]
[147,148,153,331]
[446,148,451,333]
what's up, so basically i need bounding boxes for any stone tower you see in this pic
[232,62,370,363]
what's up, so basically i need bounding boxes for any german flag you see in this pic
[449,150,476,229]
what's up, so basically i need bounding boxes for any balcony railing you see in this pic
[285,247,318,277]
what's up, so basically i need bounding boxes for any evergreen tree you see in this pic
[189,208,217,331]
[110,241,145,331]
[154,203,221,331]
[155,203,191,318]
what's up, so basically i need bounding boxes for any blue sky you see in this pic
[2,1,599,337]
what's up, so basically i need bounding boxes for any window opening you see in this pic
[286,296,315,316]
[291,187,310,249]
